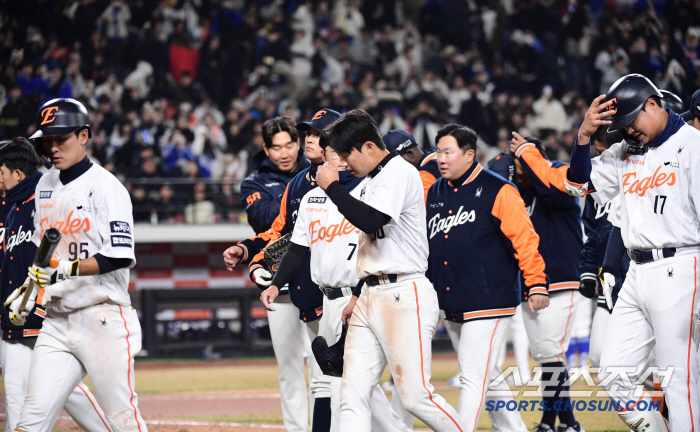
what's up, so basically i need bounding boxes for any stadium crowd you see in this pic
[0,0,699,223]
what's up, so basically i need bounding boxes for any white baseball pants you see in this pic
[267,295,313,432]
[15,303,146,432]
[308,294,407,432]
[588,306,609,368]
[599,254,700,431]
[1,338,111,432]
[522,290,581,364]
[339,276,465,432]
[444,318,528,432]
[494,306,532,383]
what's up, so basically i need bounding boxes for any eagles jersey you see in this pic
[32,163,135,313]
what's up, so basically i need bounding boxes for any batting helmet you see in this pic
[604,74,662,133]
[311,325,348,377]
[29,98,92,143]
[660,90,685,113]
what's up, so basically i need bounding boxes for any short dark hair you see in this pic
[262,117,299,147]
[0,137,42,176]
[435,124,478,152]
[522,136,547,158]
[323,109,385,155]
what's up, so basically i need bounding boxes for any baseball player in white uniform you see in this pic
[316,109,465,432]
[0,137,112,432]
[261,142,406,432]
[8,98,146,432]
[566,74,700,431]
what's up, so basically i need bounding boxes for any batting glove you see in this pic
[28,257,79,288]
[598,266,615,313]
[579,272,598,299]
[4,284,45,326]
[251,267,273,288]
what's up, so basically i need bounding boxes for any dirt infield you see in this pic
[0,389,287,432]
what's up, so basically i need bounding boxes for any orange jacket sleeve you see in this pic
[245,185,289,270]
[491,183,548,295]
[419,170,437,203]
[514,143,574,194]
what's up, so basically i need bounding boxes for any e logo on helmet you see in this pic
[609,98,618,116]
[40,106,59,125]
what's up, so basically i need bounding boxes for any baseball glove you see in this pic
[263,232,292,275]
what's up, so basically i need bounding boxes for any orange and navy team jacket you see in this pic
[513,142,583,297]
[238,166,323,322]
[426,162,548,323]
[0,172,45,340]
[418,149,440,201]
[240,149,311,234]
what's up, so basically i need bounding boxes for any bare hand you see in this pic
[341,296,358,324]
[578,94,615,145]
[528,295,550,312]
[223,245,244,270]
[510,131,528,153]
[316,162,340,190]
[261,285,280,311]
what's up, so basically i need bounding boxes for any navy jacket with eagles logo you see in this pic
[426,163,548,323]
[514,143,583,296]
[0,172,45,339]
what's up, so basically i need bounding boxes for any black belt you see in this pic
[364,274,398,286]
[628,248,676,265]
[320,287,350,300]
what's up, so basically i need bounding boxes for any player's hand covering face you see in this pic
[316,162,339,190]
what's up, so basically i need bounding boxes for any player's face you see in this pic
[337,143,374,177]
[0,165,20,190]
[436,136,474,181]
[624,99,662,144]
[304,129,324,164]
[593,139,610,156]
[41,129,88,170]
[322,146,346,170]
[264,131,300,173]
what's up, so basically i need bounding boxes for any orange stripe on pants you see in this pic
[558,291,575,361]
[77,384,111,431]
[687,257,698,432]
[119,306,143,432]
[413,282,463,432]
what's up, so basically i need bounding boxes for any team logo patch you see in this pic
[394,292,400,303]
[39,191,52,199]
[475,187,483,198]
[668,266,674,278]
[111,235,133,248]
[608,97,618,116]
[308,197,326,204]
[40,106,59,125]
[110,221,132,234]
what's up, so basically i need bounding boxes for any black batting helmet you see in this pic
[311,324,347,377]
[660,90,685,113]
[604,74,662,132]
[29,98,92,143]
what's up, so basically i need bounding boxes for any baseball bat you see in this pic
[18,228,62,311]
